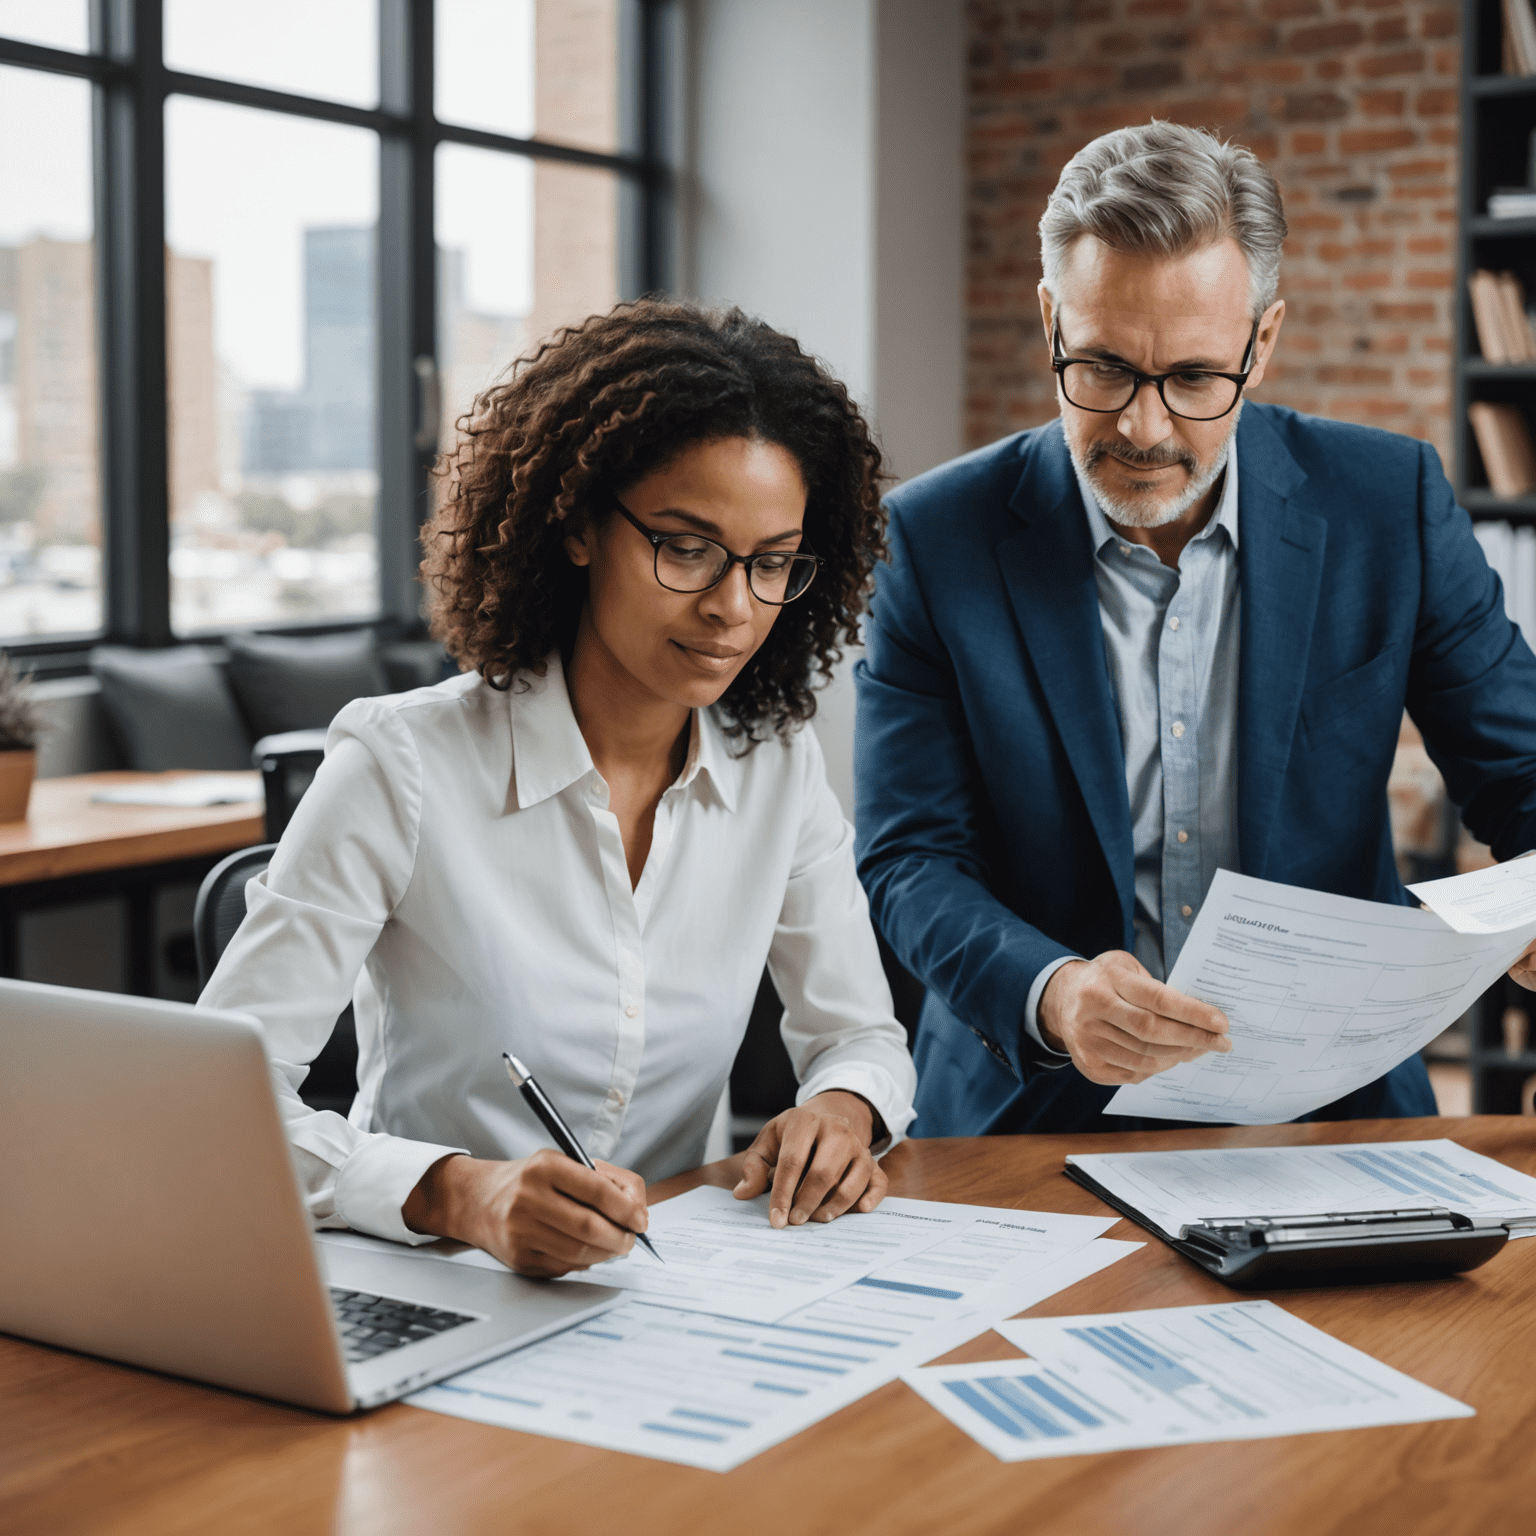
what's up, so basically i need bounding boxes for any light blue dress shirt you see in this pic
[1024,442,1242,1059]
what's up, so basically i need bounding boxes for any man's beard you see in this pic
[1068,401,1241,528]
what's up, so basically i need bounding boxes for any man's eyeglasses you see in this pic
[1051,316,1259,422]
[611,497,822,605]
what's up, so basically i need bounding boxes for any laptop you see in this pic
[0,977,621,1413]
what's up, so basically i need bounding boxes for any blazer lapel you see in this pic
[1236,408,1326,876]
[998,425,1135,938]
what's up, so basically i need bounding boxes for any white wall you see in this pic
[682,0,965,817]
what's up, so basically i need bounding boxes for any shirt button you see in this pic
[609,1088,626,1106]
[1171,721,1185,739]
[1169,616,1180,631]
[1119,545,1132,556]
[1177,830,1189,843]
[624,1004,638,1018]
[1182,904,1193,918]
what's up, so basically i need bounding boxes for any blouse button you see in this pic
[624,1004,639,1018]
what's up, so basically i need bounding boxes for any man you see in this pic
[855,120,1536,1136]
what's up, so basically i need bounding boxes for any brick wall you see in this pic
[966,0,1460,468]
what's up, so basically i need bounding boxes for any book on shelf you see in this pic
[1505,0,1536,76]
[1488,189,1536,220]
[1499,272,1536,361]
[1469,402,1536,499]
[1474,520,1536,643]
[1468,269,1536,362]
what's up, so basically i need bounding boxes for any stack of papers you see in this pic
[1064,1139,1536,1241]
[399,1187,1138,1470]
[903,1300,1472,1460]
[1107,867,1536,1124]
[91,774,262,808]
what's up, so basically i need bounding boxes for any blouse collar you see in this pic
[509,653,741,814]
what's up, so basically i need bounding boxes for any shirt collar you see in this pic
[683,706,741,813]
[509,652,740,814]
[1074,434,1240,557]
[508,655,594,810]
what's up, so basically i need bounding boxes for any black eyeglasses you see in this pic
[611,497,821,605]
[1051,316,1260,422]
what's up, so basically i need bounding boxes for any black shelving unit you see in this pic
[1457,3,1536,512]
[1454,5,1536,1113]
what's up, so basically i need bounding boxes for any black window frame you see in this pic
[0,0,673,674]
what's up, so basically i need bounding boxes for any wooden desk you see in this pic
[0,772,264,989]
[3,1117,1534,1536]
[0,772,264,887]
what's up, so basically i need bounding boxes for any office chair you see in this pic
[728,944,924,1153]
[252,729,328,843]
[193,843,358,1116]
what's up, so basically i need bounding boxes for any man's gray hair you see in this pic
[1040,122,1287,317]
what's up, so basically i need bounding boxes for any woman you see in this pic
[201,299,916,1279]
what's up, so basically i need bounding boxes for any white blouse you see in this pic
[200,658,916,1245]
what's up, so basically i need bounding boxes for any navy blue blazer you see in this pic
[854,404,1536,1136]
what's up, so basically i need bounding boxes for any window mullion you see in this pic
[376,0,434,633]
[98,0,170,647]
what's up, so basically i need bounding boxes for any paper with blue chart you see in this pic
[549,1184,1014,1323]
[408,1190,1134,1471]
[1108,869,1536,1124]
[901,1301,1472,1462]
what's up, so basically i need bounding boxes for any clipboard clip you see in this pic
[1175,1206,1510,1286]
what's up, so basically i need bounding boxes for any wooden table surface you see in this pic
[0,772,264,886]
[3,1116,1534,1536]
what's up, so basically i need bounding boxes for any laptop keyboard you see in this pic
[329,1287,478,1364]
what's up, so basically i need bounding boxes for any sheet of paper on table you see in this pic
[902,1300,1473,1462]
[1107,869,1536,1124]
[409,1223,1139,1473]
[553,1186,1094,1324]
[90,774,262,807]
[328,1186,995,1324]
[1064,1139,1536,1237]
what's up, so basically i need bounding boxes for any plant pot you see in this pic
[0,749,36,822]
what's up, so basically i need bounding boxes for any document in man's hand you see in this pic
[1107,869,1536,1124]
[902,1301,1472,1461]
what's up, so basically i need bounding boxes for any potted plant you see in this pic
[0,652,42,822]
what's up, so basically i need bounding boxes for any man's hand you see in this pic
[401,1149,648,1279]
[1507,852,1536,990]
[1509,937,1536,991]
[733,1091,888,1228]
[1039,951,1231,1085]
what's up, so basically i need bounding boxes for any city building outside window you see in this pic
[0,0,667,662]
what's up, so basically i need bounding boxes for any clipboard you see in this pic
[1064,1163,1511,1288]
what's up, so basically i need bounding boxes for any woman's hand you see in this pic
[401,1150,648,1279]
[733,1090,888,1228]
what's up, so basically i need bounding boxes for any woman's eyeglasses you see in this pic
[611,497,821,605]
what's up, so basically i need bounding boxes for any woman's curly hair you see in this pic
[421,297,889,744]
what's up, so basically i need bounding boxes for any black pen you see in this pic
[502,1052,663,1263]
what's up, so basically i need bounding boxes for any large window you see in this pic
[0,0,668,661]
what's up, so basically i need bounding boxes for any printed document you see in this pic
[1064,1139,1536,1237]
[1108,870,1536,1124]
[322,1186,1011,1325]
[410,1227,1138,1472]
[1409,856,1536,935]
[902,1300,1472,1461]
[551,1186,1064,1323]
